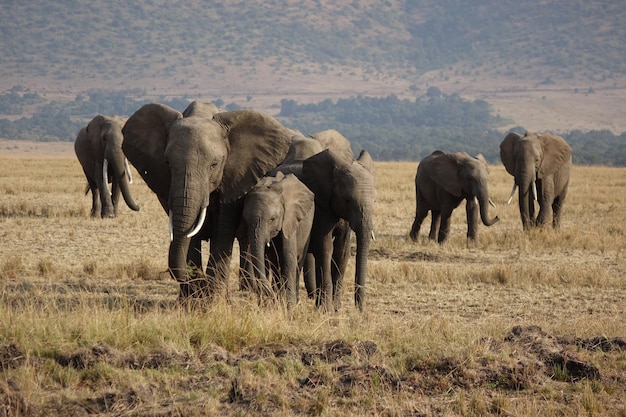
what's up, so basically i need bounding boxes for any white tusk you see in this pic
[267,242,270,247]
[531,181,537,201]
[507,183,517,205]
[102,159,112,196]
[124,158,133,184]
[371,230,376,241]
[473,196,479,206]
[489,198,497,209]
[186,206,207,238]
[169,210,174,242]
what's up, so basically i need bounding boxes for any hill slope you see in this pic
[1,0,625,132]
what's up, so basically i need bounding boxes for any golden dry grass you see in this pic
[0,142,625,416]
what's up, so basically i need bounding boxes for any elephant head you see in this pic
[500,132,572,229]
[431,151,499,230]
[74,115,139,218]
[122,102,293,291]
[242,172,315,305]
[301,149,376,310]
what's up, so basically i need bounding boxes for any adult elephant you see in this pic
[299,147,376,312]
[122,102,292,299]
[409,151,499,243]
[500,132,572,229]
[74,115,140,218]
[240,172,315,307]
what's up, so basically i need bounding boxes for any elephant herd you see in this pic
[409,130,572,243]
[75,101,572,312]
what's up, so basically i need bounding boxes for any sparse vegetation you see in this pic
[0,146,624,416]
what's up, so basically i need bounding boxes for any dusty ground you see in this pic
[0,149,624,415]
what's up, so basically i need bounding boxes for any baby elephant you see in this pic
[409,151,499,243]
[240,172,315,307]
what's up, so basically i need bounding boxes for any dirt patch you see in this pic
[2,326,624,416]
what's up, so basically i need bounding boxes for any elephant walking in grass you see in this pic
[409,151,499,244]
[300,145,376,312]
[74,115,140,218]
[122,101,292,300]
[240,172,315,308]
[500,132,572,230]
[267,129,376,312]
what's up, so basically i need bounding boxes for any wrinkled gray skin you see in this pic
[300,145,376,312]
[270,130,376,312]
[410,151,499,243]
[500,132,572,230]
[74,115,139,218]
[240,172,315,308]
[122,101,292,300]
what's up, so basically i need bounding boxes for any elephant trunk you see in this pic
[168,183,206,295]
[354,223,372,312]
[248,219,270,299]
[477,187,499,227]
[516,167,536,229]
[105,150,140,211]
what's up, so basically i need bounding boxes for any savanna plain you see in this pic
[0,141,625,416]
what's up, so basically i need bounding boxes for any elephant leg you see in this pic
[89,183,100,218]
[280,238,299,308]
[536,180,554,227]
[311,233,334,312]
[110,180,121,216]
[410,203,429,241]
[303,253,316,299]
[465,199,479,241]
[183,235,208,298]
[429,211,440,241]
[437,208,454,243]
[331,221,350,312]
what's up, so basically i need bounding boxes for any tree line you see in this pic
[0,88,624,166]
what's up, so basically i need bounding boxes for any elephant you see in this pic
[500,131,572,230]
[122,101,293,300]
[298,146,376,312]
[409,151,499,244]
[74,115,140,218]
[240,172,315,307]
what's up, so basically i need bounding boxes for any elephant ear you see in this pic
[213,110,293,203]
[279,174,315,238]
[301,149,340,209]
[430,153,463,197]
[356,149,375,177]
[500,132,522,176]
[537,133,572,179]
[310,129,355,164]
[474,153,489,174]
[122,103,182,211]
[85,115,106,155]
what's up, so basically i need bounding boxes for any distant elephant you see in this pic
[409,151,499,243]
[500,132,572,229]
[122,101,293,299]
[299,146,376,312]
[240,172,315,307]
[74,115,140,218]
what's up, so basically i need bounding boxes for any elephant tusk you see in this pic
[489,198,497,209]
[371,230,376,241]
[169,210,174,242]
[124,158,133,184]
[186,206,207,238]
[506,183,517,205]
[473,196,479,206]
[531,181,538,201]
[102,159,112,196]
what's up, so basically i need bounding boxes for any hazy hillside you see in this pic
[1,0,625,148]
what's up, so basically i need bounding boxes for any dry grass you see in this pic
[0,145,625,416]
